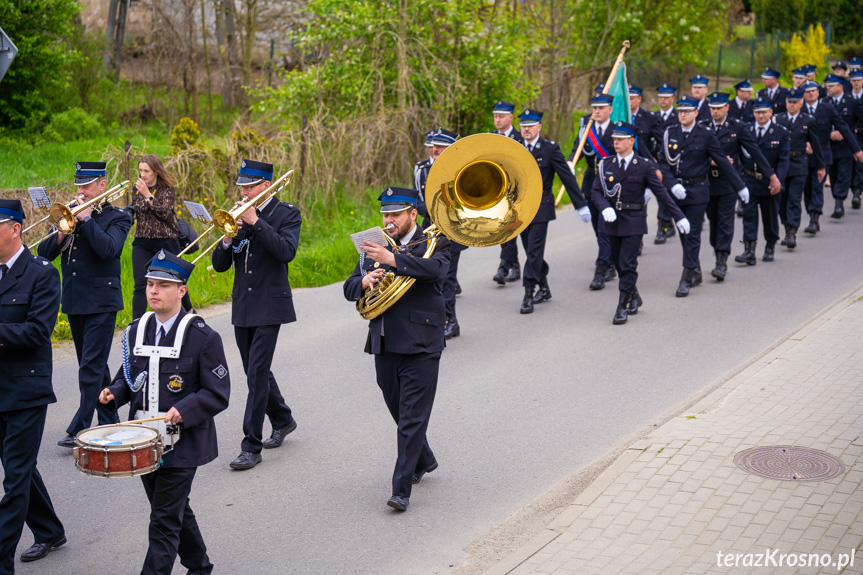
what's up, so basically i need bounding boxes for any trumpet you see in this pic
[179,170,295,264]
[28,181,130,249]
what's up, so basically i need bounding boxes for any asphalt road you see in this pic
[11,200,863,575]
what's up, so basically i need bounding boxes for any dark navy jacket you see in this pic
[37,204,132,315]
[414,157,432,222]
[696,100,711,122]
[651,108,678,156]
[343,225,451,355]
[774,112,826,177]
[851,92,863,148]
[212,198,301,328]
[631,108,658,160]
[757,86,789,114]
[570,116,616,174]
[823,94,862,159]
[0,250,61,412]
[106,310,231,468]
[802,100,859,165]
[699,116,773,196]
[531,135,585,222]
[590,154,685,236]
[489,127,525,144]
[741,122,791,195]
[727,98,755,123]
[657,123,746,205]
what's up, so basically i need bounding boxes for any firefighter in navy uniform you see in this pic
[727,80,755,123]
[415,128,458,227]
[569,94,618,290]
[774,89,825,249]
[490,100,525,286]
[211,159,301,470]
[735,100,790,265]
[589,124,689,325]
[525,108,592,313]
[656,97,749,297]
[849,69,863,208]
[757,67,788,114]
[629,85,657,159]
[701,91,779,281]
[0,200,67,573]
[800,81,863,234]
[39,161,132,448]
[412,129,434,214]
[100,250,230,575]
[689,74,712,122]
[651,83,679,244]
[824,74,863,218]
[343,187,451,512]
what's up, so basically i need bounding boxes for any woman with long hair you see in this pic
[130,154,193,318]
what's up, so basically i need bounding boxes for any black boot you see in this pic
[520,287,535,314]
[613,292,630,325]
[676,268,693,297]
[626,288,643,315]
[493,260,509,285]
[781,226,790,247]
[831,199,845,219]
[455,280,462,295]
[805,213,819,234]
[637,239,643,256]
[763,241,775,262]
[734,241,757,265]
[736,201,743,217]
[691,267,703,287]
[444,315,460,339]
[533,277,552,304]
[787,226,797,249]
[711,251,729,281]
[603,264,617,282]
[654,221,669,244]
[589,263,607,290]
[853,190,862,209]
[664,222,676,238]
[505,262,521,282]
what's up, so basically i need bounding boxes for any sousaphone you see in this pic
[357,133,542,319]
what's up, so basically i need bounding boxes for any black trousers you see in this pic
[67,312,119,436]
[499,240,519,266]
[677,202,708,269]
[140,466,212,575]
[132,238,193,320]
[830,156,854,201]
[519,221,549,289]
[780,174,807,227]
[442,249,461,319]
[0,406,64,575]
[804,166,826,215]
[743,195,780,243]
[582,171,612,266]
[374,349,440,498]
[853,156,863,191]
[235,325,293,454]
[608,235,640,294]
[706,193,737,253]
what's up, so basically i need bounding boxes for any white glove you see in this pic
[676,218,691,234]
[577,206,591,223]
[601,207,617,222]
[644,188,653,203]
[567,160,576,175]
[738,187,750,204]
[671,184,687,200]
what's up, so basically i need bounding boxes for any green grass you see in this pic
[735,25,756,41]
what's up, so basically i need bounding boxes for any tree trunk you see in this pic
[240,0,258,107]
[201,0,213,124]
[395,0,408,110]
[185,0,199,123]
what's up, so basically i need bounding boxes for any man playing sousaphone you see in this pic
[343,187,451,511]
[99,250,230,575]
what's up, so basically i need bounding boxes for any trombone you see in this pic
[180,170,295,264]
[28,181,130,250]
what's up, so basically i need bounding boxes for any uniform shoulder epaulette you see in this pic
[32,254,52,267]
[280,200,297,210]
[548,140,556,146]
[190,317,214,334]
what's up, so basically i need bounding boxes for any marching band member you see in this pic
[211,159,301,470]
[652,83,679,244]
[0,200,66,573]
[490,100,525,286]
[100,250,230,575]
[343,187,451,511]
[39,161,132,449]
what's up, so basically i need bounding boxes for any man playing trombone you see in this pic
[38,161,132,448]
[211,159,301,470]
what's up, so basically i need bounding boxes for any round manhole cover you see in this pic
[734,446,845,482]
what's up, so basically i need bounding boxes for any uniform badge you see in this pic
[132,371,147,392]
[196,321,205,328]
[167,375,184,393]
[76,163,81,170]
[212,364,228,379]
[609,176,614,182]
[241,160,246,168]
[157,250,166,260]
[42,260,49,266]
[672,144,678,150]
[373,261,380,268]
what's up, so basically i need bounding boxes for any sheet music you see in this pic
[27,187,51,209]
[183,200,213,224]
[350,226,388,254]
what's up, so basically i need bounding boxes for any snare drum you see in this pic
[73,424,164,478]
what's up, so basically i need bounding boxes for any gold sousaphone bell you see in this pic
[356,134,542,319]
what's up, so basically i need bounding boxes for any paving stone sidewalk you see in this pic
[485,288,863,575]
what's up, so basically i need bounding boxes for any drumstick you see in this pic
[125,416,166,424]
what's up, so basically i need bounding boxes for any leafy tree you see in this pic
[0,0,81,130]
[781,23,830,76]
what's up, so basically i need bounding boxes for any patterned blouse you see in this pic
[133,186,178,239]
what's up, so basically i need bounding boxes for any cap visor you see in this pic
[145,270,186,283]
[519,120,539,126]
[74,176,99,186]
[612,134,634,138]
[379,204,413,214]
[236,175,262,186]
